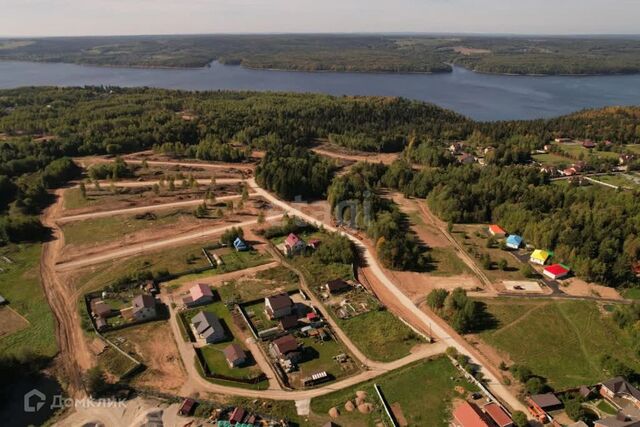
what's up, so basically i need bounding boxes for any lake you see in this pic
[1,60,640,121]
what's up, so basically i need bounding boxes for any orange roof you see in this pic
[453,402,489,427]
[484,403,513,427]
[489,225,506,235]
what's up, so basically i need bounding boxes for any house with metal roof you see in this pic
[265,293,294,319]
[191,311,226,344]
[453,401,489,427]
[506,235,523,250]
[489,224,507,238]
[223,343,247,368]
[233,237,248,252]
[543,264,570,280]
[182,283,214,307]
[530,249,551,265]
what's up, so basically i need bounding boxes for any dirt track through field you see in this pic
[40,190,93,397]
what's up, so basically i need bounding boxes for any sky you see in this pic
[1,0,639,37]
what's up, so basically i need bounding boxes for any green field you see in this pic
[478,298,640,389]
[217,266,299,303]
[0,244,57,360]
[556,144,620,161]
[62,209,196,245]
[337,310,424,363]
[533,152,571,166]
[622,287,640,300]
[594,173,640,189]
[310,356,476,427]
[429,247,472,276]
[72,243,214,293]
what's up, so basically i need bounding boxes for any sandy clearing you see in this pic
[560,278,623,300]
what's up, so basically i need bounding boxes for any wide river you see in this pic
[1,60,640,121]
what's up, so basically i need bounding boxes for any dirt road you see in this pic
[247,179,529,414]
[56,213,284,271]
[89,156,255,172]
[84,178,244,189]
[40,190,93,397]
[57,193,250,224]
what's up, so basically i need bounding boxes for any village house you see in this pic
[233,237,248,252]
[279,314,299,330]
[582,139,597,149]
[458,152,476,165]
[543,264,570,280]
[308,239,321,250]
[183,283,214,307]
[540,165,559,177]
[506,234,523,250]
[265,293,294,319]
[600,377,640,408]
[130,294,158,321]
[483,403,514,427]
[555,137,573,143]
[90,299,114,319]
[488,224,507,238]
[527,393,563,423]
[223,343,248,368]
[324,278,351,295]
[191,311,226,344]
[530,249,551,265]
[595,414,640,427]
[269,334,302,363]
[284,233,306,256]
[449,142,465,153]
[452,401,489,427]
[620,154,636,166]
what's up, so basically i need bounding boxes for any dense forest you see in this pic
[1,87,640,286]
[1,35,640,75]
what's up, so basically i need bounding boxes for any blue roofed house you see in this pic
[233,237,248,252]
[506,234,523,250]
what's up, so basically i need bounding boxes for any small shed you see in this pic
[0,294,6,305]
[178,398,196,416]
[530,249,551,265]
[489,225,507,238]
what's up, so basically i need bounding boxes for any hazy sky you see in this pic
[1,0,639,37]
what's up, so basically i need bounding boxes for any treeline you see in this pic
[327,162,429,270]
[377,160,640,286]
[255,141,335,200]
[153,138,249,162]
[426,288,485,333]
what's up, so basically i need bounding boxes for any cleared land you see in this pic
[476,298,640,389]
[309,356,477,427]
[104,322,186,393]
[452,224,527,283]
[0,244,57,359]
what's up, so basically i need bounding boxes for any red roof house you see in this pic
[453,401,489,427]
[543,264,570,280]
[484,403,514,427]
[488,225,507,237]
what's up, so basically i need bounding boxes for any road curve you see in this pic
[246,178,529,414]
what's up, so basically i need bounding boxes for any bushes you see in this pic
[261,215,317,239]
[220,227,244,246]
[426,288,484,334]
[315,233,356,265]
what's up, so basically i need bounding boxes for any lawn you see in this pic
[217,266,299,302]
[533,152,571,166]
[337,310,424,363]
[429,247,472,276]
[622,287,640,300]
[556,144,620,161]
[310,356,476,427]
[242,300,280,331]
[62,209,195,245]
[478,298,640,389]
[452,224,526,282]
[97,345,139,378]
[292,334,360,387]
[0,244,57,360]
[595,173,640,189]
[71,242,214,292]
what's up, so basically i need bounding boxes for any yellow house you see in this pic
[530,249,550,265]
